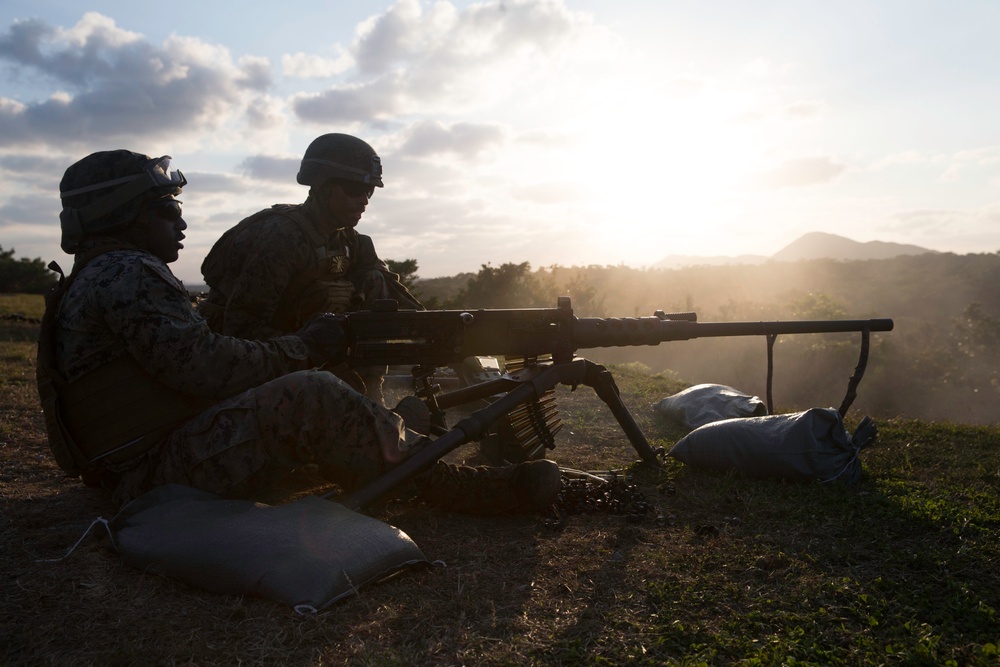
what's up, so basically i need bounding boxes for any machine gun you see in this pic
[336,297,893,510]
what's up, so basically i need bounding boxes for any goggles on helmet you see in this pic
[60,156,187,227]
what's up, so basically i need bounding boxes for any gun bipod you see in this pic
[338,357,664,511]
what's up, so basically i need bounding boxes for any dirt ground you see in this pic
[2,331,689,665]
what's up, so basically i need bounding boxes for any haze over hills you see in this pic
[653,231,937,269]
[181,231,938,294]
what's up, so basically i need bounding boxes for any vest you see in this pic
[199,203,424,335]
[36,249,209,476]
[199,204,331,332]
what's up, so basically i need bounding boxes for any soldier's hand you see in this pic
[321,279,356,314]
[295,313,349,367]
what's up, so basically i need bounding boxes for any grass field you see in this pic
[1,293,998,666]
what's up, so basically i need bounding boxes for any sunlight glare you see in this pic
[553,78,761,260]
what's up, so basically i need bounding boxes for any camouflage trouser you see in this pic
[112,369,425,506]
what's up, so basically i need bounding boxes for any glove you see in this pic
[295,313,349,367]
[319,279,356,314]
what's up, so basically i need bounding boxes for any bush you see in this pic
[0,246,56,293]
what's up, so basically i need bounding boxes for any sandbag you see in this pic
[108,484,432,613]
[653,383,768,429]
[668,407,877,484]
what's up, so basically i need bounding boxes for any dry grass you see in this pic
[2,294,999,666]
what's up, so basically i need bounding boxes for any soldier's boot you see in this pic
[415,459,562,515]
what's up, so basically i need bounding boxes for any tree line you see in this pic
[0,246,57,293]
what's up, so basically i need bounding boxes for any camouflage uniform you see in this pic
[198,197,421,403]
[54,245,423,507]
[199,197,421,339]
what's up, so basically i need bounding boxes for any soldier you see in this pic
[37,149,561,514]
[199,133,417,405]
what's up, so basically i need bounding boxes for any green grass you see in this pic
[0,292,45,318]
[0,293,43,343]
[2,292,999,666]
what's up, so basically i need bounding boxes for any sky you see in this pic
[1,0,998,282]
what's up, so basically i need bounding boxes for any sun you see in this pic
[547,81,761,260]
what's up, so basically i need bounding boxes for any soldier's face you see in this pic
[325,180,372,229]
[131,198,187,263]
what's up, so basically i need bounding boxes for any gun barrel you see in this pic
[571,316,894,349]
[345,302,894,367]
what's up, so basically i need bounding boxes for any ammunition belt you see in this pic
[544,470,654,530]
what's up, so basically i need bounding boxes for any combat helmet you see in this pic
[59,150,186,253]
[296,133,383,188]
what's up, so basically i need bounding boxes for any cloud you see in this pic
[867,147,1000,183]
[292,0,603,124]
[282,50,354,78]
[669,75,708,97]
[374,154,466,192]
[183,171,255,194]
[751,156,847,189]
[398,120,506,158]
[887,205,1000,237]
[243,95,287,133]
[743,58,773,76]
[880,207,1000,253]
[868,150,929,171]
[239,155,300,183]
[731,99,825,125]
[938,164,964,183]
[352,0,431,75]
[0,13,271,147]
[0,14,141,82]
[508,181,592,204]
[0,153,66,180]
[742,57,798,78]
[0,192,54,226]
[782,99,825,119]
[292,78,403,123]
[886,208,964,233]
[235,55,273,91]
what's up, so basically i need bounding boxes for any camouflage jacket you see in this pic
[199,197,422,339]
[55,245,312,395]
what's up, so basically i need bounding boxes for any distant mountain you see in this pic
[653,232,936,269]
[771,232,937,262]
